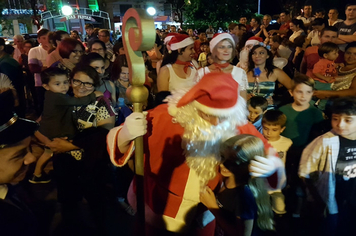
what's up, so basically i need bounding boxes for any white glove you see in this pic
[249,155,276,177]
[117,112,147,153]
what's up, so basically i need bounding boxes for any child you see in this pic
[29,67,99,183]
[198,42,209,67]
[206,53,214,66]
[299,97,356,235]
[279,75,323,217]
[312,42,340,110]
[200,134,274,236]
[247,96,268,133]
[262,110,292,215]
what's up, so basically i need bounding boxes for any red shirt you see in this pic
[312,58,337,83]
[304,46,344,78]
[194,39,203,60]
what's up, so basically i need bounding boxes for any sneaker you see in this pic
[28,173,51,184]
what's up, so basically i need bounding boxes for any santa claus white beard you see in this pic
[172,104,241,191]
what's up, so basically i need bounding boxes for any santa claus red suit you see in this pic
[107,72,285,234]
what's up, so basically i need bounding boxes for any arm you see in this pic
[300,57,307,74]
[200,188,244,236]
[313,73,334,83]
[274,68,293,89]
[50,92,96,106]
[299,137,326,213]
[268,29,289,35]
[154,44,163,60]
[97,116,115,130]
[337,32,356,43]
[314,76,356,98]
[108,80,117,107]
[47,137,80,153]
[254,26,264,38]
[157,66,170,92]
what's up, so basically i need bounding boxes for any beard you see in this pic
[170,101,248,191]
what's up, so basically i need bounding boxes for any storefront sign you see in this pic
[60,14,96,22]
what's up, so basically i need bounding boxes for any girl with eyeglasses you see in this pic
[79,53,117,106]
[47,65,116,224]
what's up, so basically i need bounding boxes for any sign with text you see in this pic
[60,14,96,22]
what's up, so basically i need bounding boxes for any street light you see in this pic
[62,6,73,16]
[146,7,156,16]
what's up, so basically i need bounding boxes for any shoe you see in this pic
[28,173,51,184]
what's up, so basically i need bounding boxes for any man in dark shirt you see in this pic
[334,4,356,51]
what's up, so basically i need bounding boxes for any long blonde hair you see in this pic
[220,134,274,231]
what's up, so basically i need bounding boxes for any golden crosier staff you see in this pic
[122,8,155,232]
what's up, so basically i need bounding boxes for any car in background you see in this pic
[0,37,14,45]
[22,33,39,46]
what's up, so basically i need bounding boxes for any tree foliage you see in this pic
[183,0,257,30]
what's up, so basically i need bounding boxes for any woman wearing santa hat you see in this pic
[157,34,197,93]
[195,33,248,100]
[246,44,292,106]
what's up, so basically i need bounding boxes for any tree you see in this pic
[30,0,43,30]
[166,0,186,26]
[183,0,257,30]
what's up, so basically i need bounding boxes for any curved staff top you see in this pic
[121,8,155,234]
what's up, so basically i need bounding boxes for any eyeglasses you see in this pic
[92,48,104,52]
[72,79,94,88]
[98,34,108,38]
[72,50,84,54]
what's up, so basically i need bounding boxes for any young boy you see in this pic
[247,96,268,133]
[299,97,356,235]
[262,110,292,215]
[279,75,324,216]
[312,42,340,110]
[198,42,209,67]
[30,67,99,183]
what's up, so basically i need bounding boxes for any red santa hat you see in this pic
[209,33,235,52]
[168,34,194,51]
[177,72,240,116]
[163,32,179,45]
[245,36,263,47]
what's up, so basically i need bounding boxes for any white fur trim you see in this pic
[164,36,174,45]
[193,99,240,117]
[245,39,259,47]
[170,37,194,51]
[209,33,235,52]
[107,126,135,167]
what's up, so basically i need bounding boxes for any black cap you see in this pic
[0,90,38,148]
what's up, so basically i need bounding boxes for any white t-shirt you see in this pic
[12,45,21,62]
[28,45,48,87]
[289,30,305,43]
[195,66,248,91]
[268,135,293,164]
[307,30,321,46]
[296,15,315,25]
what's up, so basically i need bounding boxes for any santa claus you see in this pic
[107,72,285,234]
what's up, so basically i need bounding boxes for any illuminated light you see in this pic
[146,7,156,16]
[62,6,73,16]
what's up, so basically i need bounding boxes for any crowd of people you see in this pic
[1,3,356,236]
